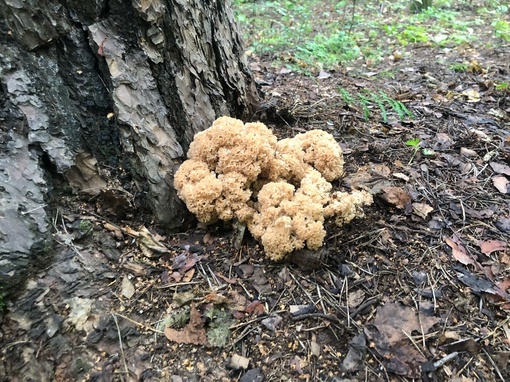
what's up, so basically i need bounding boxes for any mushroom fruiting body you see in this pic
[174,116,372,260]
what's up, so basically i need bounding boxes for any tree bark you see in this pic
[0,0,258,295]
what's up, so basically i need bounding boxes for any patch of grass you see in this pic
[233,0,508,71]
[493,19,510,41]
[449,62,469,72]
[339,87,414,122]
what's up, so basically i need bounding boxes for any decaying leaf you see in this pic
[121,276,135,299]
[445,237,481,269]
[476,240,507,255]
[245,300,265,316]
[455,266,510,300]
[164,304,208,346]
[412,203,434,219]
[490,162,510,176]
[228,354,250,370]
[380,186,412,209]
[138,226,170,257]
[172,250,202,273]
[348,289,366,309]
[461,89,480,102]
[364,301,440,378]
[492,176,509,194]
[341,333,366,372]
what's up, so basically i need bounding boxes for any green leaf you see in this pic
[406,138,420,147]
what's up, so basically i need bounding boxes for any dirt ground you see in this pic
[1,25,510,382]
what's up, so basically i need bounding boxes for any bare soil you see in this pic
[1,31,510,382]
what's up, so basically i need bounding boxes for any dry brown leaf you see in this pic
[412,203,434,219]
[477,240,507,255]
[164,304,208,345]
[228,354,250,370]
[372,302,440,346]
[445,237,481,269]
[138,226,170,257]
[490,162,510,176]
[182,268,195,282]
[227,289,247,312]
[348,290,366,309]
[381,186,411,209]
[203,291,228,304]
[370,163,391,177]
[392,172,410,182]
[365,301,440,378]
[492,175,509,193]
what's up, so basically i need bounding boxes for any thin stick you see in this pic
[114,312,164,334]
[111,313,129,381]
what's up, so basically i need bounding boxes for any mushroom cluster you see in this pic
[174,117,372,260]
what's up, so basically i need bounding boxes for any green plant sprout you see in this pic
[495,82,509,91]
[406,138,435,164]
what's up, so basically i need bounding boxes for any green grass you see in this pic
[233,0,510,71]
[339,88,414,122]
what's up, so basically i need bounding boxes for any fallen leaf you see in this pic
[310,334,320,357]
[164,304,208,345]
[364,301,440,378]
[317,70,331,79]
[392,172,410,182]
[341,333,366,372]
[490,162,510,176]
[138,226,170,257]
[348,290,366,309]
[476,240,507,255]
[455,266,510,300]
[289,355,305,374]
[412,203,434,219]
[121,276,135,299]
[245,300,265,316]
[496,216,510,234]
[380,186,412,209]
[370,163,391,177]
[445,237,481,269]
[216,273,238,284]
[492,176,509,193]
[203,292,228,304]
[372,301,440,346]
[461,89,480,102]
[172,251,202,273]
[228,354,250,370]
[467,59,483,74]
[182,268,195,282]
[261,314,282,331]
[227,290,248,312]
[442,338,481,356]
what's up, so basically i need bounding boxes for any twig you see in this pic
[114,312,164,334]
[482,348,506,382]
[111,313,129,381]
[291,312,343,326]
[433,352,458,369]
[402,330,427,359]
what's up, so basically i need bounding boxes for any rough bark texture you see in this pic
[0,0,258,295]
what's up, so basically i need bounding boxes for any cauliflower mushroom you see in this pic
[174,117,373,261]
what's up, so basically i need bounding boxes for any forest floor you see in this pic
[2,11,510,382]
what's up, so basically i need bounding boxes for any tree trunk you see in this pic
[0,0,258,295]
